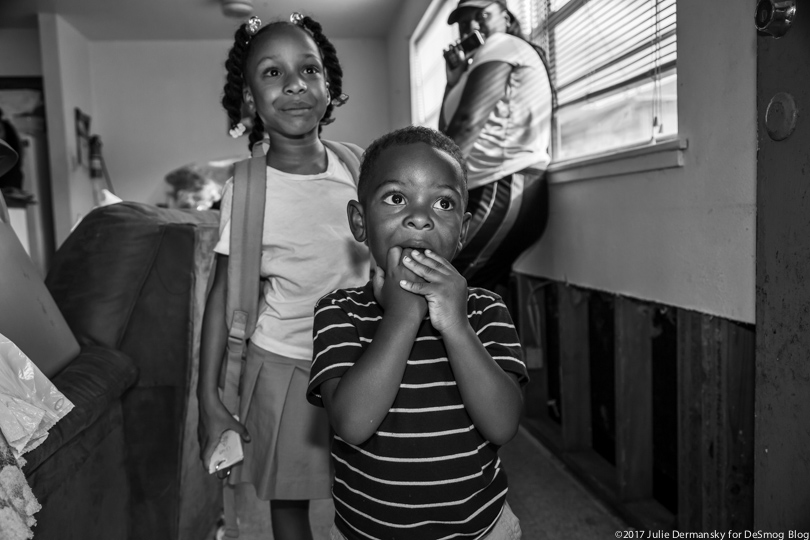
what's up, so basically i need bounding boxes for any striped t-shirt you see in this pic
[307,282,528,540]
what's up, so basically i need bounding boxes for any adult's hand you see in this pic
[444,50,470,88]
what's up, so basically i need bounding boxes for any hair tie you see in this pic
[290,12,304,25]
[229,122,246,138]
[246,15,262,35]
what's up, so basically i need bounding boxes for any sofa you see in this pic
[13,201,222,539]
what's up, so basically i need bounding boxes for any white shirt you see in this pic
[443,32,552,190]
[214,146,370,360]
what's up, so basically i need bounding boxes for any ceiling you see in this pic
[0,0,409,40]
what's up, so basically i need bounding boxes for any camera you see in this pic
[443,30,485,69]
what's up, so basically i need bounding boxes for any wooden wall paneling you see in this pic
[677,310,755,531]
[515,274,548,420]
[726,321,756,532]
[700,317,755,531]
[676,308,703,530]
[587,290,616,465]
[615,296,653,502]
[721,319,754,531]
[557,283,592,451]
[650,306,678,514]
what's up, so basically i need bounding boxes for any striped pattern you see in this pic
[307,283,527,539]
[452,171,548,292]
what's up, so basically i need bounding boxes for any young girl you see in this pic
[197,13,370,540]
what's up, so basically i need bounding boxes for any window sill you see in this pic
[546,137,688,184]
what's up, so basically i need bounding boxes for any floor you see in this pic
[207,424,628,539]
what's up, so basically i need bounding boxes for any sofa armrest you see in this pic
[45,202,219,388]
[22,345,138,474]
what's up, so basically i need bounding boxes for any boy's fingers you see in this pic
[404,252,445,281]
[422,249,455,271]
[399,278,430,295]
[387,246,402,271]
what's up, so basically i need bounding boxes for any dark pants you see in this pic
[453,170,549,292]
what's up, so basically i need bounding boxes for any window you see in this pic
[412,0,678,164]
[411,1,459,129]
[528,0,678,161]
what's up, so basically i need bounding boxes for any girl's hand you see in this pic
[375,246,427,321]
[197,395,250,474]
[400,249,468,334]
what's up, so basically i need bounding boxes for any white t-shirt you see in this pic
[214,146,370,360]
[443,32,552,190]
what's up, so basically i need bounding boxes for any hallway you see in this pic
[212,425,628,539]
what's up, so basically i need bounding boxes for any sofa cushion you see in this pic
[22,344,138,473]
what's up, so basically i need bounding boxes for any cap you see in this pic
[0,138,19,178]
[447,0,500,24]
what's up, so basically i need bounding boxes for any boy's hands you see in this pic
[400,249,468,334]
[373,246,427,321]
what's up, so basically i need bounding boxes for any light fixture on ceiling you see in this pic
[221,0,253,18]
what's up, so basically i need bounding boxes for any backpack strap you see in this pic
[322,139,364,186]
[220,142,266,539]
[221,143,266,409]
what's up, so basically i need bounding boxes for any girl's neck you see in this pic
[264,132,327,175]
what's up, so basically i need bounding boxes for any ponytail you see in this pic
[221,23,253,145]
[298,15,347,129]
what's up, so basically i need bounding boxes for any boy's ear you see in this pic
[347,200,367,243]
[458,211,472,252]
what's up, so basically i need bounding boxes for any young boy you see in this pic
[307,126,528,539]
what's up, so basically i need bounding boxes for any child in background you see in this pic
[197,13,369,540]
[307,126,528,539]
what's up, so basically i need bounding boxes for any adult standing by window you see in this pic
[440,0,552,294]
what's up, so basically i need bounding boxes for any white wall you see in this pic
[331,38,391,144]
[514,0,757,324]
[0,29,41,76]
[87,37,390,207]
[38,14,95,246]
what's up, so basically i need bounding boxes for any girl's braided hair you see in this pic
[221,15,346,149]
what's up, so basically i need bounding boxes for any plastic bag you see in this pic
[0,332,74,460]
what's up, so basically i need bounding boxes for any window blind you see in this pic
[553,0,676,106]
[511,0,677,161]
[552,0,677,160]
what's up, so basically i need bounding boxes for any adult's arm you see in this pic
[441,61,513,155]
